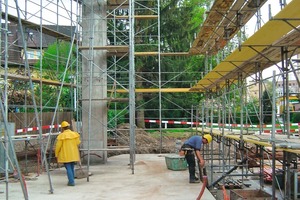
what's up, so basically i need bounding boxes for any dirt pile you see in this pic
[108,123,180,157]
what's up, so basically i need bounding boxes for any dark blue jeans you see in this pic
[64,162,75,184]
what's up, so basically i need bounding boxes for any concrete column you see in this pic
[81,0,107,164]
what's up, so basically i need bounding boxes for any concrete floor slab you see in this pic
[2,154,216,200]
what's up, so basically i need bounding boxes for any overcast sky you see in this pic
[7,0,78,25]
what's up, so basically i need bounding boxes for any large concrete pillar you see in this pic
[81,0,107,164]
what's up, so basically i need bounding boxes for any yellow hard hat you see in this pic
[203,134,212,143]
[61,121,70,128]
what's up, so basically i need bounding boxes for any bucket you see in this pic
[165,154,188,171]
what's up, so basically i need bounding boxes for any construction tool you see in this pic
[197,159,203,182]
[75,151,88,179]
[75,162,88,179]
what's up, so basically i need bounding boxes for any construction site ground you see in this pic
[1,126,290,199]
[2,154,216,200]
[3,153,286,200]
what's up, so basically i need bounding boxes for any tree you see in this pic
[34,41,77,111]
[35,41,76,81]
[260,80,273,124]
[134,0,212,127]
[107,0,215,128]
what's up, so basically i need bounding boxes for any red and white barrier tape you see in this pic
[144,119,300,133]
[14,120,300,134]
[16,124,60,134]
[145,119,300,127]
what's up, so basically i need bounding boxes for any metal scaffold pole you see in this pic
[13,0,54,194]
[86,5,94,181]
[271,70,277,200]
[129,0,136,174]
[0,88,28,200]
[158,0,162,154]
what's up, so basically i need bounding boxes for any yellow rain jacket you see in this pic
[55,129,81,163]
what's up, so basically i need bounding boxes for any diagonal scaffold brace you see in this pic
[208,158,248,189]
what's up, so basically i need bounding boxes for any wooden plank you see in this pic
[79,45,129,51]
[107,15,158,20]
[189,0,267,55]
[79,46,189,57]
[0,73,75,87]
[112,88,193,93]
[107,0,129,9]
[80,148,130,151]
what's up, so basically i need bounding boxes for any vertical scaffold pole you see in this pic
[129,0,136,174]
[0,89,28,200]
[271,70,277,200]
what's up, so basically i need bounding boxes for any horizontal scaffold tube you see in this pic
[275,143,300,149]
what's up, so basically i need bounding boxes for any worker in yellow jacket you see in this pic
[55,121,81,186]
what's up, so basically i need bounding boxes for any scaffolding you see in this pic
[1,0,163,198]
[191,0,300,199]
[1,0,300,199]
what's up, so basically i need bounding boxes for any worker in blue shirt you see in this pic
[180,134,212,183]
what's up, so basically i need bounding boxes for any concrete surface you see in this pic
[2,154,216,200]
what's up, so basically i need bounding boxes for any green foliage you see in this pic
[292,112,300,123]
[149,128,195,139]
[35,41,76,82]
[33,41,76,111]
[262,90,272,123]
[34,85,72,111]
[105,0,212,126]
[160,0,210,52]
[107,109,127,128]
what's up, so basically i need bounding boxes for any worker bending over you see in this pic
[180,134,212,183]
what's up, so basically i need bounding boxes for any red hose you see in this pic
[196,176,208,200]
[21,173,28,197]
[37,148,41,175]
[14,170,28,198]
[222,185,229,200]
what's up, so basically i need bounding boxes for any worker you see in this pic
[179,134,212,183]
[55,121,81,186]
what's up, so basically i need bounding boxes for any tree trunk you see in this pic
[136,92,145,128]
[135,65,145,128]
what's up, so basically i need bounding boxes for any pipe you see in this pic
[196,176,208,200]
[222,185,229,200]
[275,143,300,149]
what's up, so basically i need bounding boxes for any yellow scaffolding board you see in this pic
[109,88,192,93]
[203,128,300,154]
[190,0,300,92]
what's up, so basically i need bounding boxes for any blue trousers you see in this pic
[64,162,75,184]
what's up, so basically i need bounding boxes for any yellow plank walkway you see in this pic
[191,0,300,92]
[202,128,300,154]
